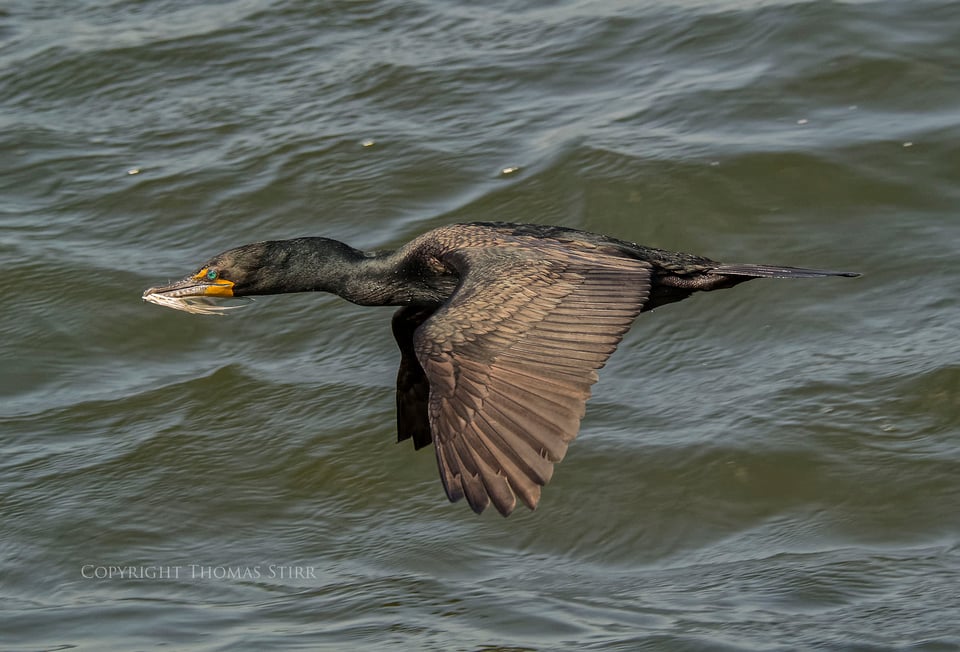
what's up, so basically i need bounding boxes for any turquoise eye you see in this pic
[206,269,218,281]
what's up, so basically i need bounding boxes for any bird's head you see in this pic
[142,242,279,314]
[142,238,364,314]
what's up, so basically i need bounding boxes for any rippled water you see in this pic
[2,1,959,650]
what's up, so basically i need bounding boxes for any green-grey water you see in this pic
[2,1,959,650]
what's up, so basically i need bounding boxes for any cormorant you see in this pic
[143,222,858,516]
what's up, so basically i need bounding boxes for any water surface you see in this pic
[2,1,959,650]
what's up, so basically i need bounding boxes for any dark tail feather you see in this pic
[711,263,861,279]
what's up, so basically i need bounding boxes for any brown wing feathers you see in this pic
[410,245,652,515]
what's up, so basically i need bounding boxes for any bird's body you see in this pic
[144,222,858,516]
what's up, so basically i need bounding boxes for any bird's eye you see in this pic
[206,269,218,281]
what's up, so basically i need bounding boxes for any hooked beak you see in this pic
[143,268,235,299]
[142,268,238,315]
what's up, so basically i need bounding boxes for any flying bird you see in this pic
[143,222,858,516]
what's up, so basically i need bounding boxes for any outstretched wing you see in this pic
[413,244,652,516]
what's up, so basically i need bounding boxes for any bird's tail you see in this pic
[711,263,861,279]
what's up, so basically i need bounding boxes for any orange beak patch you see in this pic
[193,268,235,297]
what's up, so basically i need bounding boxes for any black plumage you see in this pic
[143,222,858,516]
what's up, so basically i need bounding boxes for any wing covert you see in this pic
[413,244,652,515]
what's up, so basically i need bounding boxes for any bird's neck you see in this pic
[269,238,452,307]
